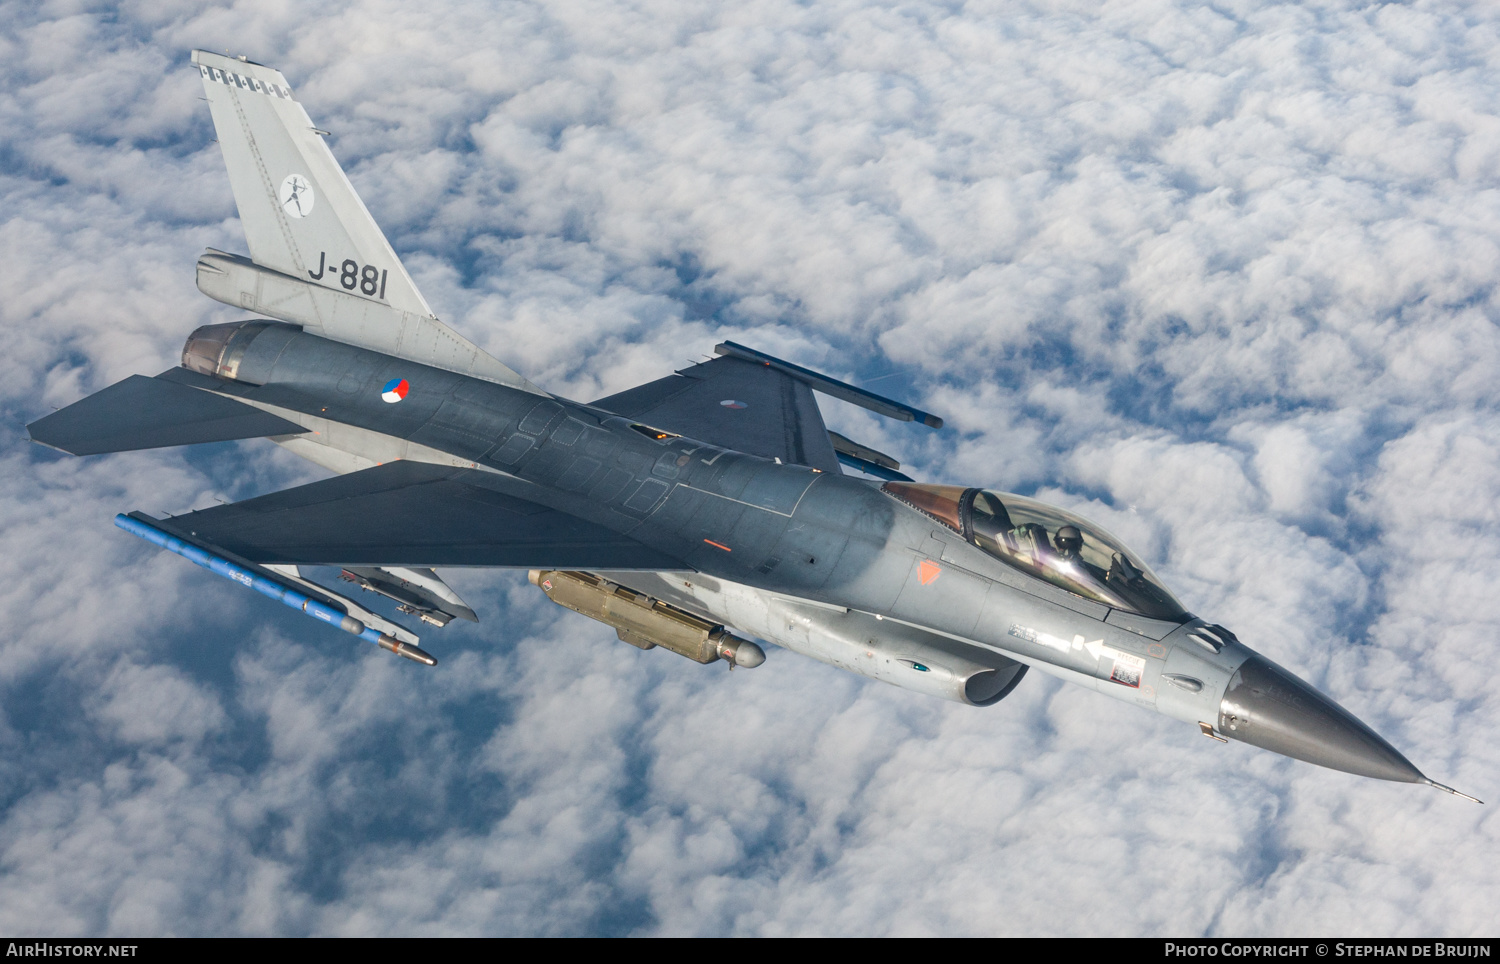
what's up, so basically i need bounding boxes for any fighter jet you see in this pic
[27,52,1479,801]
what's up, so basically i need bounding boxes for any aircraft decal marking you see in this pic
[1008,626,1146,686]
[198,64,296,100]
[1109,652,1146,687]
[704,539,732,551]
[1083,638,1118,661]
[280,174,315,219]
[306,252,388,298]
[381,378,410,403]
[918,559,941,585]
[719,399,748,409]
[1007,624,1077,655]
[1147,642,1167,658]
[1082,638,1146,687]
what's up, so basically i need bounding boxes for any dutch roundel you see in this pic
[381,378,410,403]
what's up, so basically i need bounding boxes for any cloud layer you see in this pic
[1,0,1497,936]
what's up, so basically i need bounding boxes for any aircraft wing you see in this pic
[590,354,843,472]
[146,459,688,569]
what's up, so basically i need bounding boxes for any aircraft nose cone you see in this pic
[1217,655,1424,783]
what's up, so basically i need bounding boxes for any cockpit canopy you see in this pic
[883,482,1187,621]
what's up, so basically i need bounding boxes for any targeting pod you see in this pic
[530,569,764,668]
[115,514,437,666]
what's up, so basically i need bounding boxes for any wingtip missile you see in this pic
[713,341,944,430]
[115,513,436,667]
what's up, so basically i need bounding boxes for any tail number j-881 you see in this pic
[307,252,387,299]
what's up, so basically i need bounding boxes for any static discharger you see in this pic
[114,514,437,666]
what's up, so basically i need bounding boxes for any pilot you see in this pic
[1053,525,1084,564]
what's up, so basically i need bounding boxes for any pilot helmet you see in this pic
[1054,525,1084,554]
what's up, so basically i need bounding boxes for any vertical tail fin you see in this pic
[191,51,544,394]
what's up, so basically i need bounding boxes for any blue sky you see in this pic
[1,0,1497,935]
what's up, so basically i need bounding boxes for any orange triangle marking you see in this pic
[918,560,942,585]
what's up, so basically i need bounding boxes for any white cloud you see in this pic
[0,0,1497,937]
[91,662,227,746]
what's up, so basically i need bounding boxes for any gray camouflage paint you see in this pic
[170,320,1437,786]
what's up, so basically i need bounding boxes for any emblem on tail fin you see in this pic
[279,174,314,218]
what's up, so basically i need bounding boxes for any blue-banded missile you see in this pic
[114,514,436,665]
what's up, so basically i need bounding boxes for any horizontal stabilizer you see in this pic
[714,341,943,429]
[149,459,689,570]
[195,250,544,394]
[27,374,305,456]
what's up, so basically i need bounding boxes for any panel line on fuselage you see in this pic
[666,478,821,519]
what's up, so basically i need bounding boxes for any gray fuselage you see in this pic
[183,320,1430,785]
